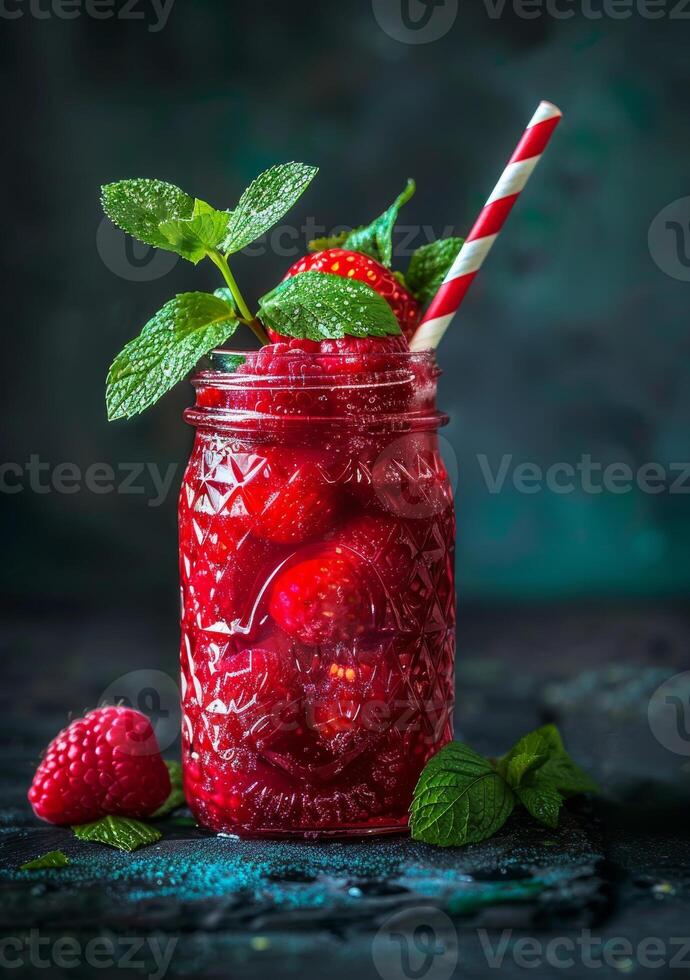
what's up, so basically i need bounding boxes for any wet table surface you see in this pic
[1,605,689,978]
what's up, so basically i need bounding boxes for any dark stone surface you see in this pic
[1,605,689,978]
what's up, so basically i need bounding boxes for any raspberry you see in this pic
[279,249,421,341]
[347,432,453,519]
[242,447,341,545]
[28,707,171,825]
[198,646,303,753]
[310,651,393,749]
[231,336,412,419]
[268,549,377,646]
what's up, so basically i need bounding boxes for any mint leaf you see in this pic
[504,750,549,790]
[410,743,514,847]
[516,782,564,829]
[72,816,161,852]
[308,231,349,252]
[159,203,230,263]
[106,292,239,420]
[221,162,318,253]
[152,761,186,818]
[538,754,599,797]
[342,179,416,267]
[213,287,237,312]
[210,351,246,372]
[101,178,194,250]
[499,724,598,797]
[407,237,464,305]
[258,271,400,341]
[20,850,69,871]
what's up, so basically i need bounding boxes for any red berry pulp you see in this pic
[180,345,455,837]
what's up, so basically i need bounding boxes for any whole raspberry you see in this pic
[279,248,421,341]
[199,646,303,753]
[28,707,171,825]
[268,549,377,645]
[242,448,342,545]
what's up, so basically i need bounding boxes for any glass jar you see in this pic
[179,345,455,838]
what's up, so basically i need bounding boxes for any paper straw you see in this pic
[409,101,562,352]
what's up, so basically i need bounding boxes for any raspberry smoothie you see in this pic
[179,340,455,837]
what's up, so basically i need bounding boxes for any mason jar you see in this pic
[179,343,455,837]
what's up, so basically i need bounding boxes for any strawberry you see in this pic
[28,707,171,825]
[277,248,421,342]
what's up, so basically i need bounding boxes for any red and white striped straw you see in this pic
[409,100,562,352]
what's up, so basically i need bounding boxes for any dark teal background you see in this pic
[3,1,689,610]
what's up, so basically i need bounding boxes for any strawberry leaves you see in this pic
[410,725,597,848]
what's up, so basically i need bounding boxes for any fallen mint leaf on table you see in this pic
[20,850,69,871]
[406,237,464,305]
[106,292,239,420]
[258,271,401,341]
[101,178,195,250]
[410,743,515,847]
[72,816,161,852]
[152,761,186,818]
[221,162,318,254]
[411,725,597,847]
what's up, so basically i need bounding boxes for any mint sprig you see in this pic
[106,292,239,420]
[407,237,464,306]
[20,850,69,871]
[72,815,162,852]
[258,271,401,341]
[411,725,597,848]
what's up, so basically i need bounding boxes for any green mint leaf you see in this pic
[258,271,400,341]
[159,204,230,263]
[72,816,161,852]
[308,231,349,252]
[538,754,599,797]
[503,750,549,790]
[221,162,318,254]
[213,287,237,312]
[106,292,239,420]
[20,850,69,871]
[210,351,246,372]
[101,178,194,250]
[409,743,514,848]
[500,724,598,797]
[152,761,185,818]
[516,781,564,829]
[342,179,416,267]
[407,237,464,306]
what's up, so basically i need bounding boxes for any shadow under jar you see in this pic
[179,345,456,838]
